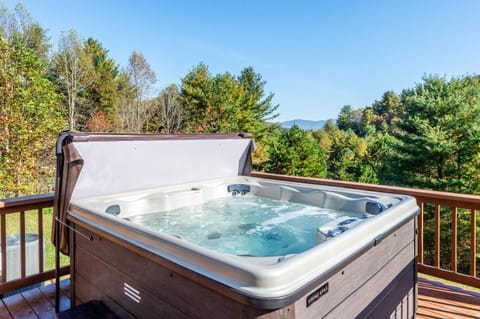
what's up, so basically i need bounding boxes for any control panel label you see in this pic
[306,282,329,307]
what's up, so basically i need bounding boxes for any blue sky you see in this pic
[5,1,480,121]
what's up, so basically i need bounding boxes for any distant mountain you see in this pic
[280,119,334,131]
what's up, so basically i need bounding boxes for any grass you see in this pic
[3,207,70,271]
[418,273,480,293]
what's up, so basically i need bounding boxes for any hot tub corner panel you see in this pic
[293,219,416,319]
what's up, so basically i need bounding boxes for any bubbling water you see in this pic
[128,195,359,257]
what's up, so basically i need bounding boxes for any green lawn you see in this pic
[419,273,480,293]
[3,208,70,271]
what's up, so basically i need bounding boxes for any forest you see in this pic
[1,3,479,277]
[2,3,480,196]
[2,4,480,198]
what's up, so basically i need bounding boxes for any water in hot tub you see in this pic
[128,196,361,257]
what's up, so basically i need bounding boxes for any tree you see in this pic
[181,63,240,133]
[387,75,480,193]
[312,122,378,183]
[51,30,95,130]
[371,91,403,133]
[337,105,352,131]
[265,125,327,177]
[372,91,402,117]
[336,104,363,135]
[116,70,135,131]
[364,131,394,183]
[180,63,279,141]
[0,3,50,60]
[237,67,279,141]
[360,107,376,136]
[0,37,66,197]
[83,38,119,131]
[328,129,370,181]
[146,84,183,133]
[236,67,280,166]
[126,51,156,132]
[85,110,112,132]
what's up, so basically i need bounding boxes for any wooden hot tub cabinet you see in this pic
[68,214,417,319]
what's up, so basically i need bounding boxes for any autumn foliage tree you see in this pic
[0,37,66,197]
[51,30,95,130]
[146,84,184,133]
[125,51,156,132]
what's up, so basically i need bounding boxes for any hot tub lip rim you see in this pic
[68,176,419,308]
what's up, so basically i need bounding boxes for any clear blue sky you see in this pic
[5,0,480,122]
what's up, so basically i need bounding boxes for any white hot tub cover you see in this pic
[52,132,256,255]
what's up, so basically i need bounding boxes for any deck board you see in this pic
[0,280,70,319]
[0,301,12,319]
[0,277,478,318]
[38,281,70,313]
[417,277,480,319]
[21,287,55,319]
[2,293,38,319]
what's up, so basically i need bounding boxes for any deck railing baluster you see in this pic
[1,214,6,283]
[451,207,457,273]
[20,211,26,278]
[38,207,44,273]
[471,209,477,277]
[434,204,441,268]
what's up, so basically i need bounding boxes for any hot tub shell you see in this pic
[53,132,419,318]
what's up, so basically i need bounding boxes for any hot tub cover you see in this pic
[53,132,256,255]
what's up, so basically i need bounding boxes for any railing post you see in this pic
[417,201,424,265]
[55,202,60,313]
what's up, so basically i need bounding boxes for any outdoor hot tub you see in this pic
[54,132,419,319]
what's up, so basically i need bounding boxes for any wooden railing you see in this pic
[252,172,480,288]
[0,173,478,296]
[0,194,69,295]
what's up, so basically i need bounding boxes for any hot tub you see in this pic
[54,132,418,319]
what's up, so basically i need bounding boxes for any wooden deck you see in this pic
[0,280,70,319]
[417,277,480,319]
[0,277,477,318]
